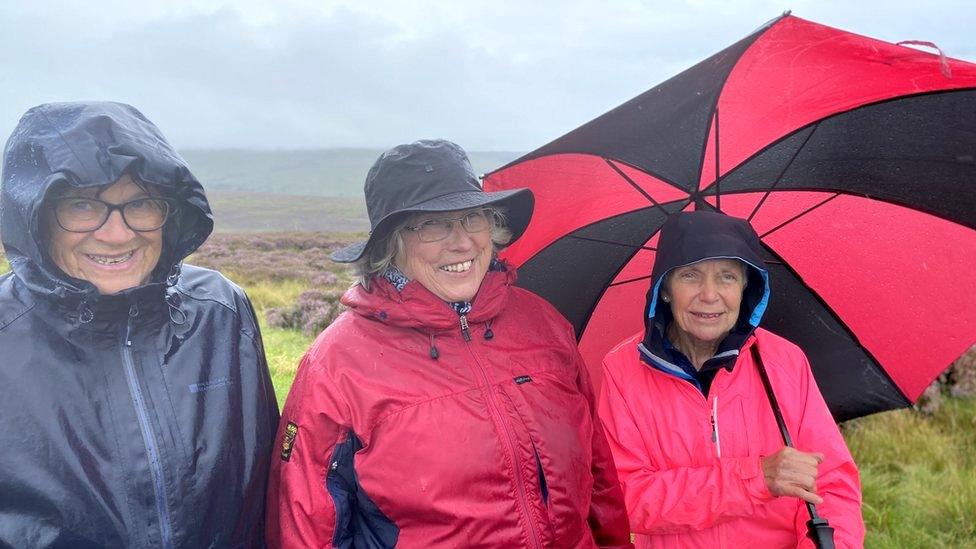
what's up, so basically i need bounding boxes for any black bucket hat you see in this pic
[330,139,534,263]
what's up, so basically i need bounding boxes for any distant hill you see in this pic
[207,191,367,233]
[181,148,523,198]
[0,149,525,235]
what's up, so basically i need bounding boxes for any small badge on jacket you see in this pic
[514,375,533,385]
[280,422,299,461]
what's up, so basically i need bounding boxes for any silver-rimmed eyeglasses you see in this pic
[403,209,492,243]
[51,197,174,233]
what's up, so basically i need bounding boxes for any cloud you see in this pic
[0,0,972,150]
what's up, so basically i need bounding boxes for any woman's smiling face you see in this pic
[664,258,747,350]
[46,175,164,295]
[394,208,494,303]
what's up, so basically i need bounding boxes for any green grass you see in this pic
[240,275,317,409]
[239,271,322,409]
[845,397,976,547]
[236,275,308,312]
[259,321,313,409]
[0,256,8,275]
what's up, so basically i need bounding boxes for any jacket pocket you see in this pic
[326,432,399,549]
[533,442,549,507]
[497,385,567,545]
[716,395,751,458]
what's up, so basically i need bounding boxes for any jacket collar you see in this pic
[342,266,516,331]
[639,318,755,380]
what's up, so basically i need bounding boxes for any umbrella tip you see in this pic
[754,11,791,34]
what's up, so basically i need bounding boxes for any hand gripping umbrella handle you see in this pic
[750,343,836,549]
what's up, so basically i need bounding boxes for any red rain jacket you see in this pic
[267,268,632,548]
[599,329,865,548]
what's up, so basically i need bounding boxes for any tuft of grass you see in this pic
[259,319,314,409]
[845,397,976,547]
[238,276,308,313]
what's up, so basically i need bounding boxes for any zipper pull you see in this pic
[124,303,139,347]
[459,315,472,342]
[429,332,440,360]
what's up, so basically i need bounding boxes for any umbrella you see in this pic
[484,13,976,422]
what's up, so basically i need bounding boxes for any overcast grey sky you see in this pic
[1,0,972,151]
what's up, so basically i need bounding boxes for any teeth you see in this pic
[440,260,472,273]
[87,251,134,265]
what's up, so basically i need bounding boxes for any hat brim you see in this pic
[330,187,534,263]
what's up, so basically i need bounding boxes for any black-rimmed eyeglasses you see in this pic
[402,209,492,243]
[51,197,174,233]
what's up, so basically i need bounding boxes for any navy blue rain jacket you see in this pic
[0,102,279,548]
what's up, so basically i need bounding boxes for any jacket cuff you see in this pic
[740,456,775,503]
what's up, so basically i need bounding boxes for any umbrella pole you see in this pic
[749,344,836,549]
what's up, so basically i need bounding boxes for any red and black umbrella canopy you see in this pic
[484,14,976,421]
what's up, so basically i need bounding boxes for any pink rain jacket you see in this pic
[599,329,865,548]
[267,268,632,548]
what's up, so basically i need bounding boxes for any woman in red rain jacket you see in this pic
[267,140,632,548]
[599,211,864,548]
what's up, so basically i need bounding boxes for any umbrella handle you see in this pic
[750,343,835,549]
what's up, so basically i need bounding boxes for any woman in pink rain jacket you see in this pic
[599,211,864,548]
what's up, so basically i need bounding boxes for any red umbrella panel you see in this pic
[484,15,976,421]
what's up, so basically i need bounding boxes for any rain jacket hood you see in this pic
[1,101,213,303]
[641,211,770,372]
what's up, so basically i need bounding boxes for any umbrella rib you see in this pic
[567,234,657,251]
[746,123,821,222]
[759,193,840,239]
[609,274,653,288]
[603,158,671,214]
[714,107,721,210]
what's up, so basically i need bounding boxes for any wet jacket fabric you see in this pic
[0,102,279,548]
[597,211,864,548]
[266,267,633,548]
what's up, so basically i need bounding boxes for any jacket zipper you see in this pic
[710,395,721,458]
[121,305,174,549]
[458,314,543,549]
[459,314,472,342]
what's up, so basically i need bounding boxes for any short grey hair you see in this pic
[355,207,512,289]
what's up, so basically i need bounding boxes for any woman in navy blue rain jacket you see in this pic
[0,102,279,548]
